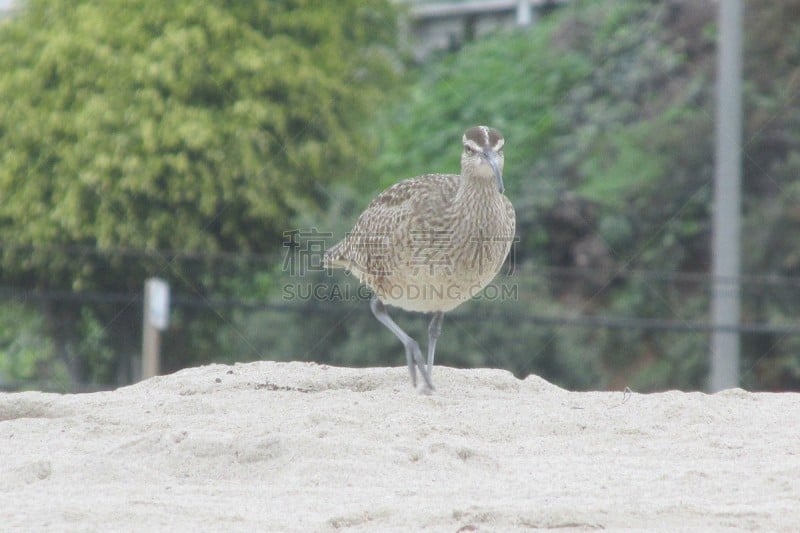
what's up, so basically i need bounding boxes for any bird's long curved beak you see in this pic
[483,150,504,194]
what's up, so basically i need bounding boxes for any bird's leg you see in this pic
[427,311,444,376]
[370,295,434,393]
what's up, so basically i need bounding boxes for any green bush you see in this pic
[0,303,68,390]
[0,0,401,386]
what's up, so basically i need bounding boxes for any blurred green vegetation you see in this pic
[0,0,400,387]
[3,0,800,391]
[0,303,61,389]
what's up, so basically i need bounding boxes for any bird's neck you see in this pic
[455,173,501,205]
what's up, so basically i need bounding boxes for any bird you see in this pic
[324,126,516,393]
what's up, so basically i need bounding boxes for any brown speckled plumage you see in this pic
[324,126,516,391]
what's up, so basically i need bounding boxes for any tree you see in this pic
[0,0,400,385]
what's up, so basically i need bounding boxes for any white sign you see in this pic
[146,278,170,331]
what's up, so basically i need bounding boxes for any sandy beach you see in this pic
[1,361,798,531]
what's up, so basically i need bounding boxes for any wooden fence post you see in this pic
[142,278,170,380]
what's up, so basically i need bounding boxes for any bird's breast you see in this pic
[364,195,514,313]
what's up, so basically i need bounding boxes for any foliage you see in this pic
[0,302,69,390]
[0,0,399,288]
[371,20,590,196]
[0,0,400,385]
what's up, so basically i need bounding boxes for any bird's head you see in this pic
[461,125,505,194]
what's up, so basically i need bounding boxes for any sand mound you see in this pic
[1,361,798,531]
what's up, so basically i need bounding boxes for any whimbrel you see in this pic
[324,126,516,393]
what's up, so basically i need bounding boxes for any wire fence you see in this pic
[3,264,800,333]
[2,250,800,394]
[3,221,800,393]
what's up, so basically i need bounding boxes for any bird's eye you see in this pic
[464,145,475,155]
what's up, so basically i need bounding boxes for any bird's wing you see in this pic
[324,174,458,273]
[502,194,516,236]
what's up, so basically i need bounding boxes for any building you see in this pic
[402,0,566,61]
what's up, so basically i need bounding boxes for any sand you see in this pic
[1,361,799,532]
